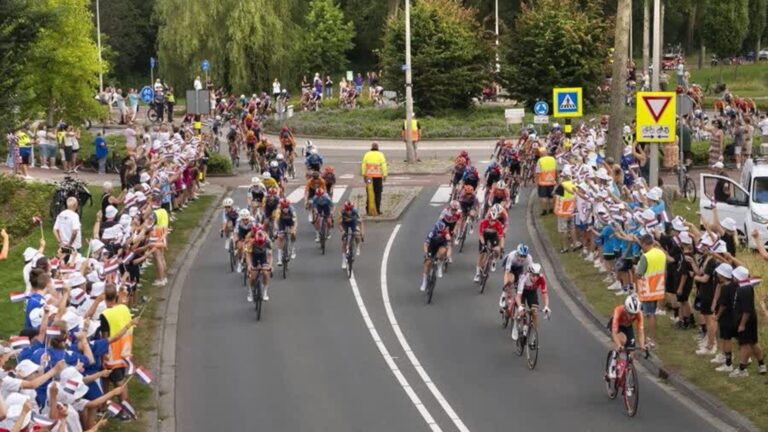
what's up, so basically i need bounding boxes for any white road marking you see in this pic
[286,187,304,204]
[348,273,443,432]
[429,185,453,203]
[339,174,354,179]
[382,225,471,432]
[237,185,250,189]
[332,185,347,204]
[476,185,486,204]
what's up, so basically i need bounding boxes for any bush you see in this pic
[207,153,233,175]
[0,175,55,239]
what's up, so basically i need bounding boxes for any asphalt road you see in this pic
[174,148,723,431]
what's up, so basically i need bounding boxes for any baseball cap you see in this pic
[14,360,41,379]
[715,263,733,279]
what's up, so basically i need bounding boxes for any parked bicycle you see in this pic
[50,176,92,219]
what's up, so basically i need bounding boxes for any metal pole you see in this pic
[404,0,415,163]
[649,0,661,187]
[495,0,500,73]
[629,4,633,62]
[96,0,103,93]
[643,0,650,75]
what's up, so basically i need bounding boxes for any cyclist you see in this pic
[304,171,327,217]
[268,160,285,190]
[484,161,503,190]
[489,180,510,209]
[280,130,296,168]
[312,188,334,242]
[234,209,254,273]
[474,206,505,282]
[247,177,266,219]
[247,230,273,302]
[510,262,551,340]
[461,164,480,191]
[421,221,451,292]
[263,187,281,237]
[457,150,471,167]
[455,185,479,242]
[322,166,336,199]
[276,153,289,177]
[261,171,279,191]
[304,140,317,158]
[220,198,239,249]
[439,200,462,263]
[245,130,258,163]
[339,200,365,269]
[502,243,533,287]
[606,295,647,379]
[275,198,298,264]
[451,156,468,188]
[306,148,324,173]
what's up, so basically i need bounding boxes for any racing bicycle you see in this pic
[248,267,269,321]
[424,254,440,304]
[604,346,648,417]
[476,243,495,294]
[343,229,357,279]
[280,232,292,279]
[456,213,475,253]
[514,304,540,370]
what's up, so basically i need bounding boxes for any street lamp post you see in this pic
[96,0,104,93]
[649,0,661,187]
[495,0,499,72]
[404,0,415,163]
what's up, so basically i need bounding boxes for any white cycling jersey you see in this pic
[503,251,533,272]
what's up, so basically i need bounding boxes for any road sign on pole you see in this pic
[533,115,549,124]
[201,59,209,72]
[533,101,549,116]
[552,88,583,118]
[636,91,676,142]
[140,86,154,104]
[150,57,156,70]
[504,108,525,124]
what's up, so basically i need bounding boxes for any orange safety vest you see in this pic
[102,304,133,369]
[402,119,420,142]
[637,247,666,302]
[537,156,557,186]
[553,181,575,217]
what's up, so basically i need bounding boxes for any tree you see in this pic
[606,0,631,161]
[744,0,767,54]
[702,0,749,58]
[0,0,49,131]
[499,0,611,108]
[21,0,105,125]
[300,0,355,77]
[380,0,494,114]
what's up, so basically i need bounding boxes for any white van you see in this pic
[700,161,768,248]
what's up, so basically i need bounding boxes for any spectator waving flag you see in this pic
[32,215,44,239]
[46,326,62,338]
[10,336,30,350]
[102,257,121,275]
[31,413,55,427]
[107,401,123,417]
[136,366,154,385]
[9,291,27,303]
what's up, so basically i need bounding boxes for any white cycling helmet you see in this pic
[496,180,507,190]
[489,205,501,220]
[624,294,641,314]
[270,160,279,168]
[251,176,261,185]
[262,172,271,179]
[310,148,318,155]
[238,209,251,219]
[223,198,234,207]
[276,153,285,160]
[529,263,542,275]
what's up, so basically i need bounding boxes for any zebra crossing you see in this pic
[429,184,485,206]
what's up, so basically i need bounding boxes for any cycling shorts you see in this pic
[464,178,479,189]
[479,231,500,251]
[460,202,474,215]
[237,226,250,241]
[308,163,321,172]
[341,221,359,233]
[508,161,521,175]
[443,219,457,233]
[256,146,267,156]
[520,289,539,308]
[251,249,269,267]
[284,144,294,153]
[315,204,332,217]
[491,195,506,205]
[427,237,448,256]
[452,172,463,186]
[278,218,295,231]
[606,318,636,349]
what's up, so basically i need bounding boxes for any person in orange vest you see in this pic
[402,116,421,161]
[634,234,669,349]
[100,284,137,418]
[535,147,557,215]
[361,142,388,215]
[553,166,576,253]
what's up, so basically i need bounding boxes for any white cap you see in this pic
[720,217,737,232]
[671,217,688,232]
[596,168,611,181]
[28,307,44,328]
[140,172,151,183]
[90,239,105,254]
[102,225,123,241]
[14,359,41,379]
[22,247,39,262]
[119,214,132,228]
[732,266,750,281]
[61,309,83,333]
[641,209,657,223]
[70,288,87,306]
[561,166,572,177]
[57,367,88,403]
[713,240,728,253]
[67,273,87,288]
[677,231,693,245]
[646,188,662,201]
[86,270,102,283]
[91,282,106,297]
[103,181,113,190]
[699,232,718,247]
[712,161,724,169]
[105,205,118,219]
[135,191,147,202]
[715,263,733,279]
[1,393,32,429]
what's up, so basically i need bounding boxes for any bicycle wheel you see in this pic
[228,245,235,273]
[514,320,525,356]
[510,182,519,206]
[501,310,510,328]
[346,237,355,279]
[623,364,639,417]
[479,256,491,294]
[458,224,467,253]
[50,190,67,219]
[525,325,539,370]
[426,264,437,304]
[147,108,158,123]
[684,177,697,203]
[282,240,289,279]
[320,220,327,255]
[254,281,263,320]
[604,352,618,399]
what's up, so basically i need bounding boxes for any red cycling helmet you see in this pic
[455,156,466,166]
[268,187,279,196]
[315,188,325,197]
[459,150,469,158]
[279,198,291,209]
[324,166,335,173]
[463,185,475,194]
[253,230,268,247]
[343,200,354,211]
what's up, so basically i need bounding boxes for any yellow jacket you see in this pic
[361,150,388,178]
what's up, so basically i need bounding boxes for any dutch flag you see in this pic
[9,292,27,303]
[63,379,79,395]
[10,336,30,350]
[46,327,62,338]
[107,401,123,417]
[31,413,56,427]
[136,367,154,385]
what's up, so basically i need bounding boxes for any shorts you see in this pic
[508,162,521,175]
[538,185,554,198]
[460,203,474,215]
[251,251,268,267]
[665,272,678,294]
[508,264,524,281]
[341,222,359,234]
[84,380,104,401]
[641,300,657,316]
[464,178,479,190]
[444,220,456,234]
[40,144,56,158]
[718,323,737,340]
[616,258,633,272]
[278,219,294,232]
[108,367,126,384]
[734,146,742,156]
[19,148,31,165]
[520,289,539,308]
[603,253,616,261]
[676,284,693,303]
[162,202,172,214]
[452,172,463,185]
[479,234,500,251]
[736,319,758,345]
[607,319,636,349]
[315,205,332,217]
[557,217,573,233]
[284,144,294,154]
[64,146,73,162]
[427,239,447,256]
[694,295,714,315]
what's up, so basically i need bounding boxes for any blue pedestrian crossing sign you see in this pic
[140,86,154,104]
[552,87,583,118]
[533,101,549,116]
[202,59,209,72]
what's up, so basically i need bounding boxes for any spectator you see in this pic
[67,126,81,173]
[125,123,138,155]
[324,75,333,98]
[758,114,768,146]
[36,126,56,170]
[676,60,685,89]
[193,75,203,91]
[535,147,557,215]
[128,88,139,122]
[53,197,82,251]
[272,78,281,98]
[115,89,126,125]
[0,228,8,261]
[354,73,364,94]
[166,87,176,123]
[150,194,170,287]
[635,233,666,348]
[709,120,725,166]
[731,266,767,377]
[743,116,754,163]
[713,263,738,372]
[94,132,108,174]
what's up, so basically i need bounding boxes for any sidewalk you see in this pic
[0,165,119,186]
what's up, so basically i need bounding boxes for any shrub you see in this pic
[207,153,233,175]
[0,175,55,239]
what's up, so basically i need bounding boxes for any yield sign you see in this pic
[642,96,671,122]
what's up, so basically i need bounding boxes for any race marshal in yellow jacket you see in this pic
[361,143,388,216]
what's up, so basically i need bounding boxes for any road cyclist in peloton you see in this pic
[233,209,255,273]
[421,221,451,291]
[275,198,298,264]
[247,177,267,221]
[606,294,648,380]
[510,262,551,340]
[455,185,479,241]
[304,171,327,222]
[339,200,365,269]
[438,200,463,263]
[247,230,274,302]
[503,244,534,288]
[312,188,334,242]
[474,206,505,283]
[220,197,240,249]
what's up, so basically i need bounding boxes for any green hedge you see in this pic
[0,175,55,238]
[207,153,233,175]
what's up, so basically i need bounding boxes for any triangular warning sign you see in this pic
[560,95,576,110]
[642,96,671,123]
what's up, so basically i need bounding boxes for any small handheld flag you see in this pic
[10,336,31,350]
[9,292,27,303]
[136,366,154,385]
[31,413,55,427]
[46,327,62,338]
[63,379,79,395]
[124,356,136,375]
[121,400,137,418]
[107,401,122,417]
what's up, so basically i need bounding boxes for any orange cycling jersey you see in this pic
[305,178,326,192]
[611,305,643,332]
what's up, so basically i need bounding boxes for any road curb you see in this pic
[526,190,758,432]
[153,190,225,432]
[350,186,420,221]
[263,129,499,143]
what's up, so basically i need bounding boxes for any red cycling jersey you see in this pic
[611,305,643,332]
[478,219,505,238]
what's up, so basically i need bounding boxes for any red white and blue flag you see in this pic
[739,277,762,287]
[10,336,30,350]
[121,400,137,418]
[63,379,79,395]
[31,413,55,427]
[124,356,136,375]
[107,401,122,417]
[9,292,27,303]
[46,327,62,338]
[102,258,121,275]
[136,366,154,385]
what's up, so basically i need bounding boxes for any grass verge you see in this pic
[539,200,768,430]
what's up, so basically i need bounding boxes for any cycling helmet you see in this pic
[306,140,314,147]
[262,172,271,179]
[463,185,475,194]
[253,230,268,247]
[276,153,284,160]
[239,209,251,219]
[310,148,318,155]
[267,187,278,196]
[270,160,278,168]
[324,166,334,173]
[459,150,469,158]
[449,200,460,210]
[551,123,561,130]
[529,263,542,275]
[496,180,507,190]
[455,156,467,166]
[279,198,291,209]
[491,203,503,215]
[251,176,261,185]
[215,115,222,121]
[435,221,447,233]
[469,165,478,174]
[343,200,354,211]
[315,188,325,197]
[516,244,529,257]
[489,160,498,168]
[624,294,641,315]
[311,171,320,179]
[223,198,234,207]
[489,206,501,220]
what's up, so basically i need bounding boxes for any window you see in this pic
[703,175,748,206]
[752,177,768,204]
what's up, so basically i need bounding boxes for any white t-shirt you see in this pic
[758,118,768,136]
[125,127,137,151]
[194,79,202,91]
[273,82,281,94]
[36,130,48,146]
[676,63,684,76]
[54,209,82,250]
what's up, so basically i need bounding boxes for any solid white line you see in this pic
[429,185,453,203]
[382,225,470,432]
[348,273,443,431]
[476,185,486,204]
[286,187,304,204]
[332,185,348,204]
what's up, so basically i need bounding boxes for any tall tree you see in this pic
[745,0,767,54]
[380,0,494,114]
[702,0,749,58]
[22,0,104,125]
[606,0,631,161]
[300,0,355,77]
